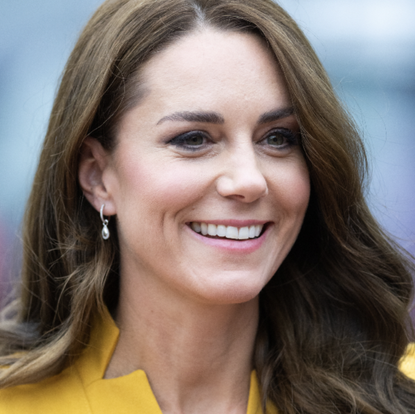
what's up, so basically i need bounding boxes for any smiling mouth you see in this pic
[189,222,267,240]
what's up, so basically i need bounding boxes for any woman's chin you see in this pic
[185,273,269,306]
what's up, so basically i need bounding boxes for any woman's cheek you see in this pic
[117,153,213,211]
[268,158,310,214]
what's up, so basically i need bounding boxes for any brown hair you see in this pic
[1,0,414,412]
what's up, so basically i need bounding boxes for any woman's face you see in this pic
[101,28,310,305]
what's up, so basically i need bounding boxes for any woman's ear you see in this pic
[78,137,116,215]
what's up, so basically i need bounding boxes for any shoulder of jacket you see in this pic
[400,343,415,380]
[0,364,91,414]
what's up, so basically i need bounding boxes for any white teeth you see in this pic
[191,222,201,233]
[238,227,249,240]
[226,226,239,239]
[255,225,261,237]
[190,222,264,240]
[207,223,216,236]
[217,225,226,237]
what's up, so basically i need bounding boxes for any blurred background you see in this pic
[0,0,414,303]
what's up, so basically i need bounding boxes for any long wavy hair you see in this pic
[1,0,414,412]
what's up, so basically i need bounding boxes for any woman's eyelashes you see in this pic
[260,128,299,150]
[168,131,211,152]
[167,127,299,153]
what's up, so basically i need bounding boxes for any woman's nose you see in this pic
[215,146,268,203]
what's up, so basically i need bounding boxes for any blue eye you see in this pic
[168,131,209,151]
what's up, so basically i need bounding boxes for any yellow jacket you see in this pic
[1,310,414,414]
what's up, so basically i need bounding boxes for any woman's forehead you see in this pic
[135,28,289,114]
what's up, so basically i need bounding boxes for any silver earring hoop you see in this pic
[100,204,110,240]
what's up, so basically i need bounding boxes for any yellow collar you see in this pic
[73,309,277,414]
[71,310,414,413]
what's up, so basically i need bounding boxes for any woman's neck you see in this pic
[105,270,259,414]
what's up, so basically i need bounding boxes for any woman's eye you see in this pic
[263,128,298,149]
[267,133,286,146]
[185,134,204,146]
[168,131,209,151]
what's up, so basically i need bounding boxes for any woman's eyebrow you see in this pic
[257,107,294,125]
[157,111,225,125]
[156,107,294,126]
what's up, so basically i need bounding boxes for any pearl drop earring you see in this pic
[100,204,110,240]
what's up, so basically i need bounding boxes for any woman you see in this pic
[0,0,414,413]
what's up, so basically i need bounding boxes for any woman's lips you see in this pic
[186,221,271,253]
[190,222,265,240]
